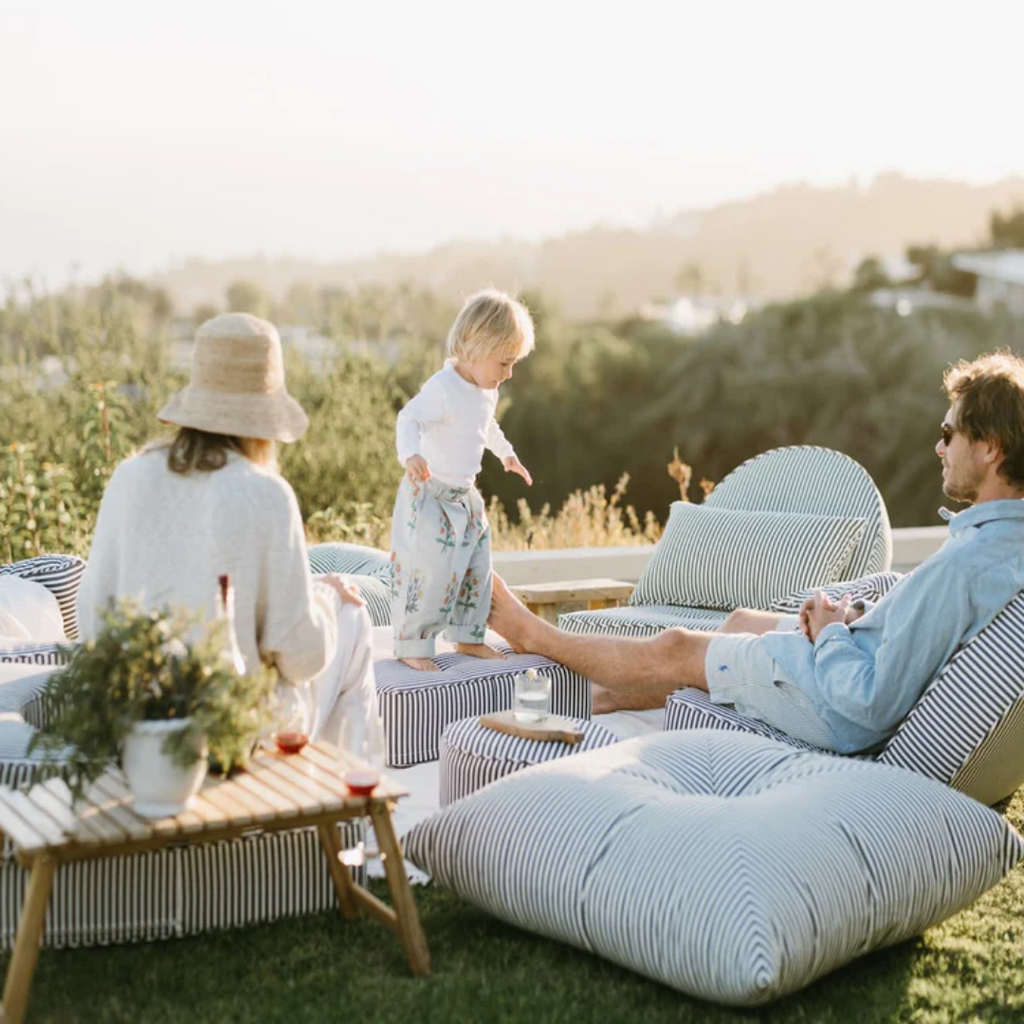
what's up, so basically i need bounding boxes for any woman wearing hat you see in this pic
[77,313,382,753]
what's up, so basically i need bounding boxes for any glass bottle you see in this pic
[214,573,247,676]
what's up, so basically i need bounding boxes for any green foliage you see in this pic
[28,599,277,798]
[851,256,890,292]
[990,206,1024,249]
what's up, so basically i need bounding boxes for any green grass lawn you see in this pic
[8,789,1024,1024]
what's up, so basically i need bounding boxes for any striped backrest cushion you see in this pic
[0,555,86,640]
[631,504,866,611]
[878,591,1024,804]
[405,729,1023,1006]
[705,446,892,578]
[308,543,391,581]
[769,571,904,614]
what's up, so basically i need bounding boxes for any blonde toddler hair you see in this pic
[445,288,536,364]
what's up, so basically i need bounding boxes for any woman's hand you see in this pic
[405,455,431,483]
[319,574,365,607]
[503,455,533,486]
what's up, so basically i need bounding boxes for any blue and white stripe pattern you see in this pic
[308,542,393,626]
[307,542,391,580]
[0,554,87,640]
[769,571,904,614]
[375,648,591,767]
[560,604,728,638]
[702,445,892,579]
[439,715,619,806]
[630,504,867,611]
[0,642,66,667]
[878,590,1024,805]
[405,729,1024,1006]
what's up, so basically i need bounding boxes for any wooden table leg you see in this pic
[2,855,56,1024]
[525,602,559,625]
[587,599,617,611]
[317,822,359,920]
[368,803,430,977]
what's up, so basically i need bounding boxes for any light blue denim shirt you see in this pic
[760,499,1024,754]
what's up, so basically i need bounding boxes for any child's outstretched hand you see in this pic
[503,456,533,486]
[406,455,431,483]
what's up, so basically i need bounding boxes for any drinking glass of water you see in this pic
[513,668,551,723]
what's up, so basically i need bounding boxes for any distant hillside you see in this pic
[151,173,1024,320]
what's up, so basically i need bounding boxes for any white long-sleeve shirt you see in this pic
[395,363,516,489]
[77,448,340,685]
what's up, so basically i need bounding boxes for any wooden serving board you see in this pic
[479,711,585,745]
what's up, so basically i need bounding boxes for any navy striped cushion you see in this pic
[559,604,728,637]
[0,643,67,667]
[0,555,86,640]
[631,504,866,611]
[375,649,591,767]
[313,573,391,628]
[769,571,904,614]
[439,715,619,806]
[308,543,391,581]
[878,591,1024,805]
[406,729,1024,1006]
[705,446,892,579]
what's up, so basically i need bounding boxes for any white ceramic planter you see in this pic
[122,719,208,818]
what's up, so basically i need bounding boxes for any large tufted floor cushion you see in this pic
[307,542,393,626]
[375,649,591,767]
[406,730,1024,1006]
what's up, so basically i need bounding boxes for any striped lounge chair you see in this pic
[560,445,893,638]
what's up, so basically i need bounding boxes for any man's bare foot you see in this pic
[456,642,506,660]
[399,657,439,671]
[488,575,543,654]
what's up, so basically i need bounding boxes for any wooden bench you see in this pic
[510,578,635,625]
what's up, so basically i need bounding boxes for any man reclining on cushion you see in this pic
[488,352,1024,755]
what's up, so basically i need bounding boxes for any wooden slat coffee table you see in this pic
[0,741,429,1024]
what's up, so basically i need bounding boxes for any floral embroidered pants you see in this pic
[389,476,492,658]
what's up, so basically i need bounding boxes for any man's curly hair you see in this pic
[944,351,1024,489]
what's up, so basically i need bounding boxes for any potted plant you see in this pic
[29,598,276,817]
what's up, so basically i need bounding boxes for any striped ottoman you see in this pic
[439,715,619,806]
[375,651,592,768]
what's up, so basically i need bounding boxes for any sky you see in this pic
[2,0,1022,287]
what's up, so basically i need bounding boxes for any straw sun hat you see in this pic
[158,313,309,443]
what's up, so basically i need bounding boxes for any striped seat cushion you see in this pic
[0,642,66,667]
[375,648,591,767]
[406,729,1024,1006]
[559,604,728,637]
[439,715,619,806]
[0,555,86,641]
[769,571,904,614]
[631,504,866,611]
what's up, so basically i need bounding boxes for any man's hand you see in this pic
[798,593,865,639]
[320,574,365,607]
[405,455,431,483]
[503,456,533,486]
[799,590,852,643]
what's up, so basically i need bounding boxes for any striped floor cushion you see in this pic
[0,555,86,641]
[375,649,591,767]
[559,604,728,637]
[0,642,66,668]
[406,729,1024,1006]
[308,542,391,580]
[769,571,904,614]
[439,715,619,806]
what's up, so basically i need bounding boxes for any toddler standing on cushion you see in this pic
[391,289,535,670]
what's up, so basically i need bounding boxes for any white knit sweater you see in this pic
[77,448,338,684]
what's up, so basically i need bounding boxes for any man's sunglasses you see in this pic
[940,423,957,446]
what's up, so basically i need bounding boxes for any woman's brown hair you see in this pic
[160,428,276,475]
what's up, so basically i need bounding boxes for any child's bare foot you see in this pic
[456,642,506,660]
[399,657,439,671]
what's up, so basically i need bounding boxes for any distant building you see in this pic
[951,250,1024,316]
[867,288,975,316]
[640,295,755,337]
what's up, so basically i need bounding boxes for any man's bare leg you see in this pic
[720,608,785,636]
[489,576,711,711]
